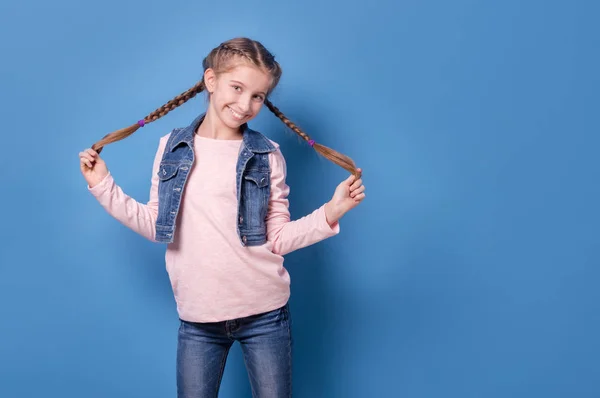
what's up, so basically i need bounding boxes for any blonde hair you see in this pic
[91,37,360,177]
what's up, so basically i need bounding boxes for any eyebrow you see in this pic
[230,80,267,96]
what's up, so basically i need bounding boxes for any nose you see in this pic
[238,95,252,113]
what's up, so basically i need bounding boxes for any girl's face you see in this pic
[205,63,272,129]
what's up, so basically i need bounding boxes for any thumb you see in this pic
[344,173,356,186]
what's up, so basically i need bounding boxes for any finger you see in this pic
[85,148,98,158]
[354,193,366,201]
[345,173,356,186]
[80,154,94,166]
[80,158,92,168]
[350,178,363,191]
[351,186,365,198]
[80,153,95,163]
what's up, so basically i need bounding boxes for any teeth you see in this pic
[228,106,244,120]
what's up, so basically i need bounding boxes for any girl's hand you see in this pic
[325,168,366,225]
[79,148,109,188]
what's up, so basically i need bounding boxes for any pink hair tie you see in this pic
[138,119,145,127]
[308,139,315,147]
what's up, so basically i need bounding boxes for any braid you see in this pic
[91,81,205,154]
[264,99,361,178]
[219,44,255,65]
[89,38,360,179]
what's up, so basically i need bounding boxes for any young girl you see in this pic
[79,37,365,398]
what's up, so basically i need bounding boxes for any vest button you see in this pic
[239,216,243,224]
[242,236,247,243]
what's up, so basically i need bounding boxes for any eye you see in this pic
[253,94,265,102]
[232,85,242,92]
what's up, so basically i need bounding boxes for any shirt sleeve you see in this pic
[87,135,168,242]
[265,147,340,256]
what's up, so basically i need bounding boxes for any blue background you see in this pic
[1,0,598,397]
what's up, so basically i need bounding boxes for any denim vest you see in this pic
[155,113,277,246]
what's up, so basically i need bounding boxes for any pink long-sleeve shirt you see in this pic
[88,132,340,322]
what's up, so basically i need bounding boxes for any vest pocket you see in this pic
[157,163,180,181]
[242,170,270,228]
[243,171,269,188]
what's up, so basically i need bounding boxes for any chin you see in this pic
[220,117,241,129]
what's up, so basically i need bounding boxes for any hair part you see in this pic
[91,37,360,178]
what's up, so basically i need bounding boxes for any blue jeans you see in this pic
[176,303,293,397]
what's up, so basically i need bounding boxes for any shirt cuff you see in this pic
[318,203,340,236]
[87,172,113,197]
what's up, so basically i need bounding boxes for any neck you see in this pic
[195,108,243,140]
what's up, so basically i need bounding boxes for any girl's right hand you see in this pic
[79,148,109,188]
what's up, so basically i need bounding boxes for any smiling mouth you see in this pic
[228,106,246,121]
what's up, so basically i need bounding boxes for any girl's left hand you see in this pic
[325,168,366,224]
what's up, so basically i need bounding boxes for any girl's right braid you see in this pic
[264,99,361,178]
[91,81,205,154]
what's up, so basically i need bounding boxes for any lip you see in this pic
[228,106,247,119]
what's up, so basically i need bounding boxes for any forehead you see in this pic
[220,63,272,92]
